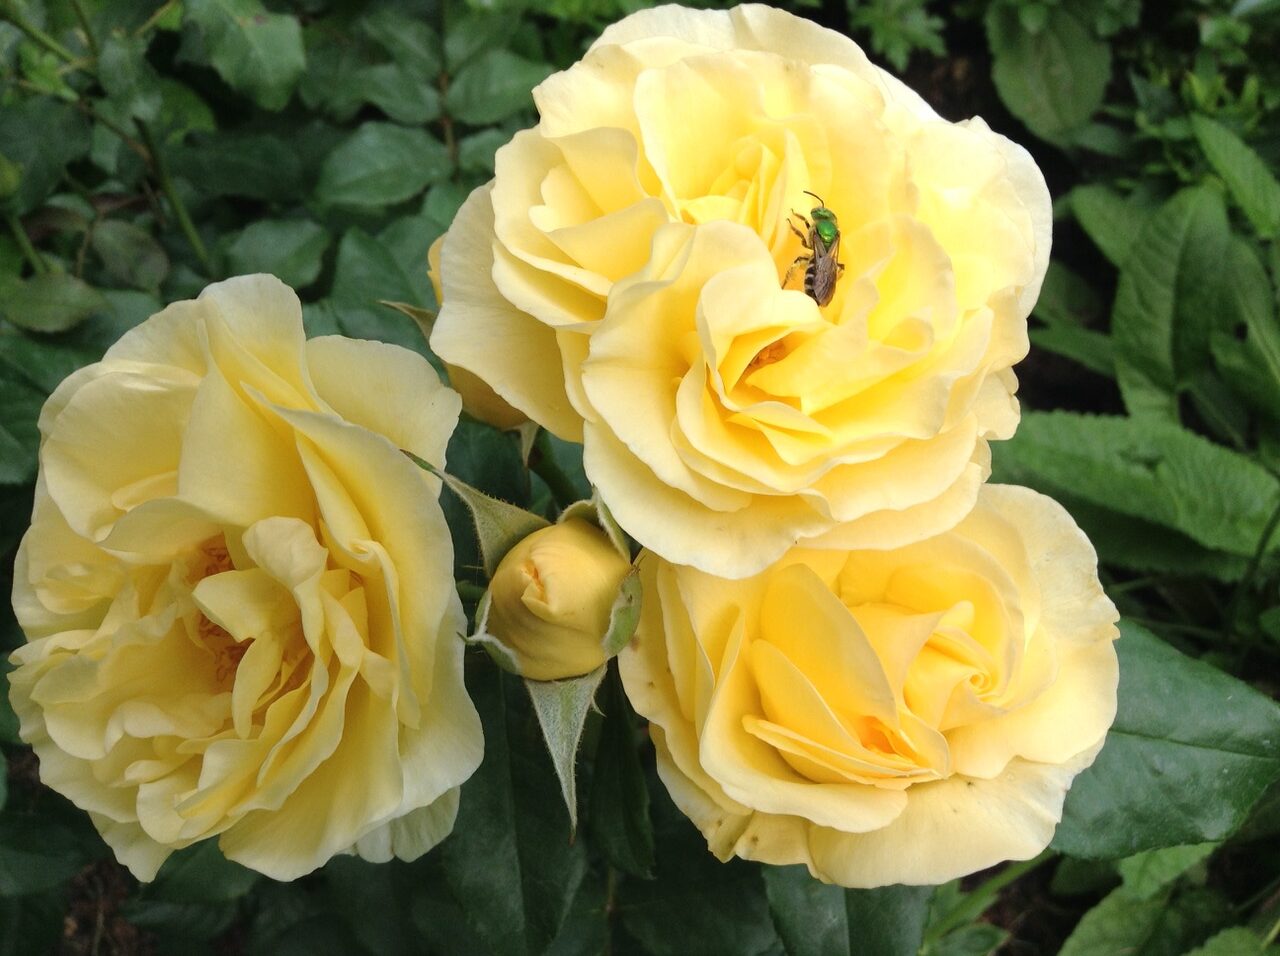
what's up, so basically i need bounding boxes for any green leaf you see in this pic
[169,131,305,200]
[0,814,95,896]
[225,219,329,289]
[618,779,781,956]
[441,660,588,956]
[1212,239,1280,417]
[444,49,553,125]
[1034,261,1105,328]
[1185,927,1272,956]
[1111,186,1230,419]
[992,411,1280,557]
[1058,885,1229,956]
[360,10,441,79]
[0,751,6,812]
[844,885,934,956]
[148,839,260,902]
[1191,115,1280,239]
[1072,185,1153,268]
[1030,324,1115,377]
[0,891,65,956]
[92,219,170,291]
[588,665,655,879]
[0,375,45,485]
[183,0,305,111]
[1055,623,1280,858]
[764,865,851,956]
[986,6,1111,142]
[353,63,441,125]
[0,97,91,216]
[459,128,510,174]
[927,924,1009,956]
[0,661,18,742]
[0,273,106,333]
[1117,844,1217,901]
[98,33,162,121]
[524,665,606,831]
[316,122,450,209]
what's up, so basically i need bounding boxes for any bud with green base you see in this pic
[409,453,641,831]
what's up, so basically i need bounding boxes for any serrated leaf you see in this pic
[441,660,587,956]
[0,97,90,216]
[1117,844,1217,901]
[524,665,605,830]
[444,49,552,125]
[1111,186,1230,419]
[586,680,655,880]
[169,131,304,200]
[992,411,1280,557]
[0,814,95,896]
[92,219,170,290]
[1058,884,1229,956]
[99,33,162,121]
[1212,239,1280,417]
[148,839,260,903]
[0,273,106,333]
[1191,115,1280,239]
[316,122,450,209]
[1185,927,1271,956]
[618,775,781,956]
[183,0,305,111]
[1055,623,1280,858]
[763,865,850,956]
[354,63,441,125]
[0,891,65,956]
[1072,185,1153,268]
[0,374,46,485]
[1030,324,1115,377]
[225,219,329,289]
[588,666,654,879]
[844,884,934,956]
[360,10,441,78]
[986,6,1110,142]
[928,924,1009,956]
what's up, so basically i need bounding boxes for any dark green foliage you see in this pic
[1,0,1280,953]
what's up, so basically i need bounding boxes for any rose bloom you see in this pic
[431,3,1050,577]
[7,276,482,881]
[619,485,1118,886]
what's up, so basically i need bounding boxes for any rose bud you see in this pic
[485,518,632,681]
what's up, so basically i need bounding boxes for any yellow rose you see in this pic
[7,275,482,881]
[428,234,528,431]
[619,485,1118,887]
[484,518,632,681]
[430,3,1050,577]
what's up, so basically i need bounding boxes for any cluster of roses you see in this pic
[8,5,1119,889]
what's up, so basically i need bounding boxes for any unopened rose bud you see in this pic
[485,518,631,680]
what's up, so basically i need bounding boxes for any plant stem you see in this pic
[6,213,48,275]
[138,120,214,276]
[68,0,98,59]
[0,3,79,65]
[924,850,1053,943]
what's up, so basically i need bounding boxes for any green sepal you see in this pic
[600,568,642,659]
[407,453,550,577]
[523,664,607,831]
[466,590,523,676]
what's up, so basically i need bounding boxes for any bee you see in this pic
[784,191,844,307]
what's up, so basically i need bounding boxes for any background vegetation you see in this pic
[1,0,1280,953]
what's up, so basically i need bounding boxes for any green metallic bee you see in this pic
[784,191,845,307]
